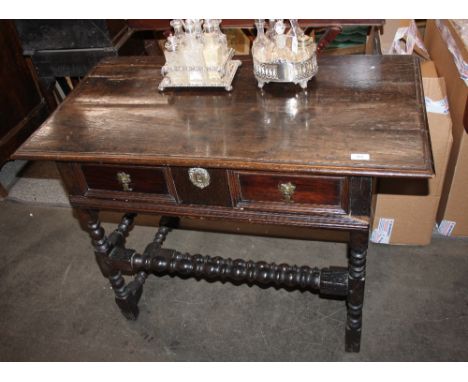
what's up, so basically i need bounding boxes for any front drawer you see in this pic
[171,166,232,207]
[232,171,348,214]
[81,164,175,202]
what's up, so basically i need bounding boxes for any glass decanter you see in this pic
[163,35,185,82]
[252,19,271,63]
[183,19,206,82]
[170,19,185,43]
[192,19,203,38]
[163,35,178,66]
[274,20,293,61]
[203,19,222,79]
[289,19,315,62]
[266,19,277,41]
[211,19,229,61]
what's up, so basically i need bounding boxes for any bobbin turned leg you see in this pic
[345,230,368,352]
[107,215,180,320]
[77,209,140,320]
[108,213,140,320]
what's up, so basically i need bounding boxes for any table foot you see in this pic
[109,271,143,320]
[345,302,363,352]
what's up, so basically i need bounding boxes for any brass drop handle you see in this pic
[278,182,296,202]
[116,171,133,192]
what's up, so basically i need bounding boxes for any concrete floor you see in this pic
[0,199,467,361]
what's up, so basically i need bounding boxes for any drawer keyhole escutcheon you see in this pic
[188,167,211,189]
[278,182,296,202]
[116,171,133,192]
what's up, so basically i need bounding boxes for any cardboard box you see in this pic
[371,61,453,245]
[377,20,401,54]
[424,20,468,237]
[372,196,441,245]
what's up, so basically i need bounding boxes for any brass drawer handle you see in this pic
[278,182,296,202]
[116,171,133,192]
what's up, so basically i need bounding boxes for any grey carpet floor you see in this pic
[0,160,28,191]
[4,161,70,206]
[0,199,468,361]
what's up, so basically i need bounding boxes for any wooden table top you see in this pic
[14,55,433,178]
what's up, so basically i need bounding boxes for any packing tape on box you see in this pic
[425,96,450,114]
[436,20,468,85]
[371,217,395,244]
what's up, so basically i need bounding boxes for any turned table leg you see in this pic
[346,230,368,352]
[76,209,141,320]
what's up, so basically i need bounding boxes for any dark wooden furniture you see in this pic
[0,21,48,195]
[14,20,145,109]
[13,54,433,352]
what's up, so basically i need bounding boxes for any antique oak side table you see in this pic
[13,55,433,352]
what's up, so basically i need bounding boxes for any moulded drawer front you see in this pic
[234,172,348,214]
[81,164,169,195]
[171,166,232,207]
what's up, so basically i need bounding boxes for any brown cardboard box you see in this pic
[371,61,453,245]
[373,196,441,245]
[375,19,401,54]
[424,20,468,237]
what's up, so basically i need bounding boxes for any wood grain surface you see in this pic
[14,55,433,178]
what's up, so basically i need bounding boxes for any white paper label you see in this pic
[351,153,370,161]
[425,96,450,115]
[371,218,395,244]
[437,220,456,236]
